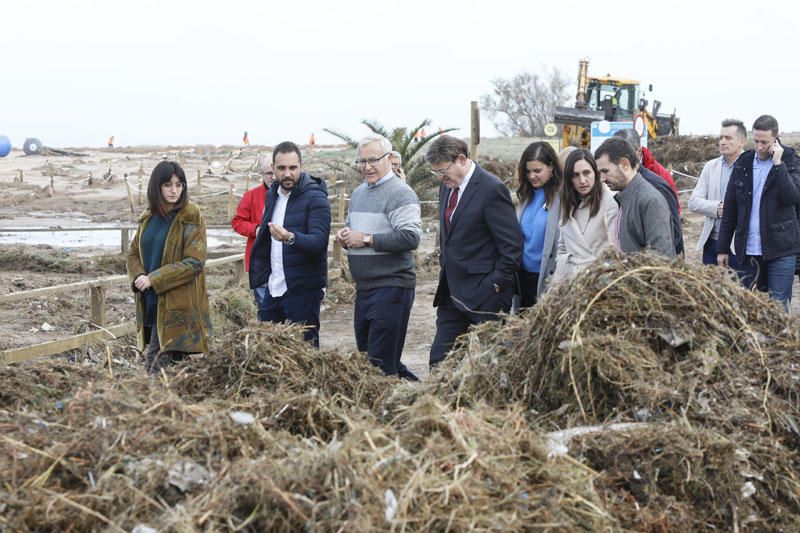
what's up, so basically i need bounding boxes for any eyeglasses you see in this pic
[430,161,454,177]
[260,171,274,177]
[355,152,390,168]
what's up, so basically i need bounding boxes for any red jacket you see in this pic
[641,146,680,212]
[231,183,267,271]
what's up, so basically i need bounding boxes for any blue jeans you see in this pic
[703,238,739,270]
[740,254,795,309]
[253,286,267,310]
[258,288,323,347]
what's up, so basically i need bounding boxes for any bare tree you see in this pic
[480,66,571,137]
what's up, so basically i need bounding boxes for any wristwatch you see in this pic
[286,233,296,246]
[363,234,372,246]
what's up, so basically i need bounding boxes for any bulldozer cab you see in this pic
[585,77,639,122]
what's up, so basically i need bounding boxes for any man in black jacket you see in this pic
[249,141,331,345]
[718,115,800,308]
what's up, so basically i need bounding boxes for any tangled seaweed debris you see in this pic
[0,369,612,531]
[170,323,393,407]
[3,253,800,531]
[570,423,800,530]
[0,359,106,411]
[414,252,800,529]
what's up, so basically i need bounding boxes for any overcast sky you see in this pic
[2,0,797,148]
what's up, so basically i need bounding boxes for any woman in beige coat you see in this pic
[552,149,619,284]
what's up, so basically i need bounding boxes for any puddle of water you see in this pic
[0,228,244,250]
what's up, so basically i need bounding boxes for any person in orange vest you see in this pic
[107,135,114,148]
[308,133,316,146]
[242,131,250,146]
[414,130,423,144]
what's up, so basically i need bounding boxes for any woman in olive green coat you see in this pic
[126,161,211,374]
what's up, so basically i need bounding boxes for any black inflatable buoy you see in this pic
[23,138,43,156]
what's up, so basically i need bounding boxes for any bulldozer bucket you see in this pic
[553,106,605,128]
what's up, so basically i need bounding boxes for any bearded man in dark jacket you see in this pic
[249,141,331,345]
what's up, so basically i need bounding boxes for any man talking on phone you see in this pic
[718,115,800,309]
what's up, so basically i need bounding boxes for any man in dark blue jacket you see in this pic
[249,141,331,345]
[718,115,800,309]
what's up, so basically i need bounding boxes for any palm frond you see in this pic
[322,128,358,148]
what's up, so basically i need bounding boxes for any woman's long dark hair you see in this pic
[147,161,188,217]
[560,149,603,224]
[516,142,562,206]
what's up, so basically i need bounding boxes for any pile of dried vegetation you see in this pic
[408,252,800,530]
[1,326,611,530]
[2,253,799,531]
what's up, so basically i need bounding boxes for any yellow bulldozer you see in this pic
[554,59,679,148]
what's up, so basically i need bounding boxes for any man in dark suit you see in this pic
[427,135,523,365]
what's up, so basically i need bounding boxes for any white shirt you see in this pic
[447,160,476,222]
[268,187,291,297]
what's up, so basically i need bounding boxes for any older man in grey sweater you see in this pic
[335,134,422,380]
[595,137,675,258]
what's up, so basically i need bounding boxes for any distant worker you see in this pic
[335,134,422,379]
[249,142,331,346]
[389,150,407,181]
[613,128,683,254]
[127,161,211,374]
[595,137,675,258]
[308,133,316,146]
[718,115,800,309]
[107,136,114,148]
[688,119,746,267]
[231,157,274,308]
[242,131,250,146]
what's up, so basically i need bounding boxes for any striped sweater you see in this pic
[346,174,421,290]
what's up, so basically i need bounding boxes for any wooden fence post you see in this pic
[332,185,347,265]
[17,170,23,183]
[244,172,251,192]
[137,162,144,206]
[121,228,130,255]
[90,285,107,326]
[470,100,480,159]
[125,178,136,214]
[227,184,235,220]
[233,258,244,285]
[196,169,201,192]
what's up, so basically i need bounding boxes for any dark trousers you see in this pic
[143,326,186,375]
[258,288,323,347]
[702,238,740,269]
[517,269,539,309]
[740,254,795,309]
[429,290,508,366]
[354,286,417,380]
